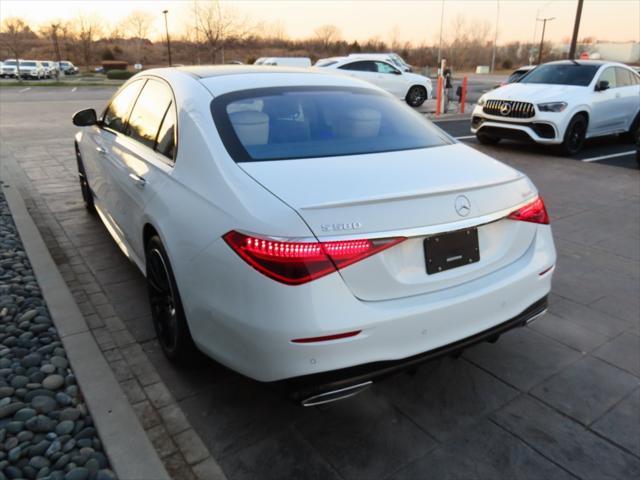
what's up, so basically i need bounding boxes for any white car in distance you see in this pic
[72,66,555,405]
[473,60,640,155]
[316,56,432,107]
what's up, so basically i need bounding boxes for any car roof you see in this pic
[175,65,315,78]
[543,59,620,67]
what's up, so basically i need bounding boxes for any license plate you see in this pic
[424,228,480,274]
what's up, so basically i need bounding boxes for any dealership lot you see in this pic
[1,87,638,479]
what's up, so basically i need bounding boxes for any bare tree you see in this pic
[0,17,31,82]
[122,10,154,64]
[73,14,102,71]
[194,0,252,63]
[40,22,64,79]
[314,24,341,50]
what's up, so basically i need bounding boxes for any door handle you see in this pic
[128,173,146,189]
[96,146,107,155]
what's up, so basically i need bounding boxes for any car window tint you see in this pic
[214,86,451,162]
[339,61,376,72]
[520,64,599,86]
[598,68,617,88]
[156,102,176,161]
[102,80,145,134]
[127,79,173,149]
[615,68,633,86]
[376,62,398,74]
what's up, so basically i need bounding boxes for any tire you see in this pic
[406,85,427,107]
[145,236,197,364]
[559,114,588,156]
[75,143,97,215]
[476,133,501,145]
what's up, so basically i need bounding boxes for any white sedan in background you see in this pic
[472,60,640,155]
[72,66,555,405]
[316,56,433,107]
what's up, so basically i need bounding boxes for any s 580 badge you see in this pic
[320,222,362,232]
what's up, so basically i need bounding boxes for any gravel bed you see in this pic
[0,190,116,480]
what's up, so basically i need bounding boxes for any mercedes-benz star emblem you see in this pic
[455,195,471,217]
[500,102,512,116]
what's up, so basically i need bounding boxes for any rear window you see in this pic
[520,63,599,86]
[211,87,450,162]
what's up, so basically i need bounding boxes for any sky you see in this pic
[1,0,638,46]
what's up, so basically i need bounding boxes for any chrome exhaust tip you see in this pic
[525,308,548,325]
[300,381,373,407]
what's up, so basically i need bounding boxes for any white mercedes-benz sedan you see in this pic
[472,60,640,155]
[73,66,555,405]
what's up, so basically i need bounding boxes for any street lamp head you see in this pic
[162,10,168,14]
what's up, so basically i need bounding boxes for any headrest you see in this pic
[229,110,269,145]
[339,108,382,138]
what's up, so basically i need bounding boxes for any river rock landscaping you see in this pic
[0,190,116,480]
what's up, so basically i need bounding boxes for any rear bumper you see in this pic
[184,225,556,382]
[286,295,548,400]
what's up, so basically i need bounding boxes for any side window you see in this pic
[598,68,617,89]
[376,62,399,74]
[127,79,173,149]
[102,80,145,134]
[156,103,177,161]
[615,68,633,87]
[339,61,376,72]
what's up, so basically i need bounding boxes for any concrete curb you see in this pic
[2,177,170,480]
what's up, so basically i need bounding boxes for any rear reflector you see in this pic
[223,231,405,285]
[292,330,361,343]
[508,196,549,225]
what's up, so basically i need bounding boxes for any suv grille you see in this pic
[483,100,534,119]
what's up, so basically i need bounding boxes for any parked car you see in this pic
[14,60,46,79]
[40,61,58,78]
[1,59,22,78]
[72,66,555,405]
[253,58,267,65]
[59,61,79,75]
[472,60,640,155]
[316,56,433,107]
[260,57,312,68]
[348,53,413,72]
[504,65,536,85]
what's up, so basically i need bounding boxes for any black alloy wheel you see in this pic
[406,85,427,107]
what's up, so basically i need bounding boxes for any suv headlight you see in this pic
[477,96,487,106]
[537,102,567,112]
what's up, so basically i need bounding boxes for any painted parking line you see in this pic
[19,87,31,93]
[71,87,77,92]
[581,150,636,163]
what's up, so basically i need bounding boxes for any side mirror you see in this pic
[392,70,402,75]
[72,108,97,127]
[596,80,609,92]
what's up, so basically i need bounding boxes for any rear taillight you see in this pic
[508,196,549,225]
[223,230,405,285]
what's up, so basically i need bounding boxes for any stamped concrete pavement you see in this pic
[1,87,638,479]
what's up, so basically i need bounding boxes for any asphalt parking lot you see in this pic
[1,87,639,480]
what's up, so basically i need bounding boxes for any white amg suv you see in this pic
[472,60,640,155]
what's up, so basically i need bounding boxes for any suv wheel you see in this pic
[559,114,587,156]
[406,86,427,107]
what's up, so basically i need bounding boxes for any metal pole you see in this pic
[437,0,445,72]
[491,0,500,72]
[568,0,584,59]
[162,10,172,67]
[537,17,554,65]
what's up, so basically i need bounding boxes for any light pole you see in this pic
[437,0,445,73]
[162,10,172,67]
[490,0,500,72]
[537,17,554,65]
[568,0,584,59]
